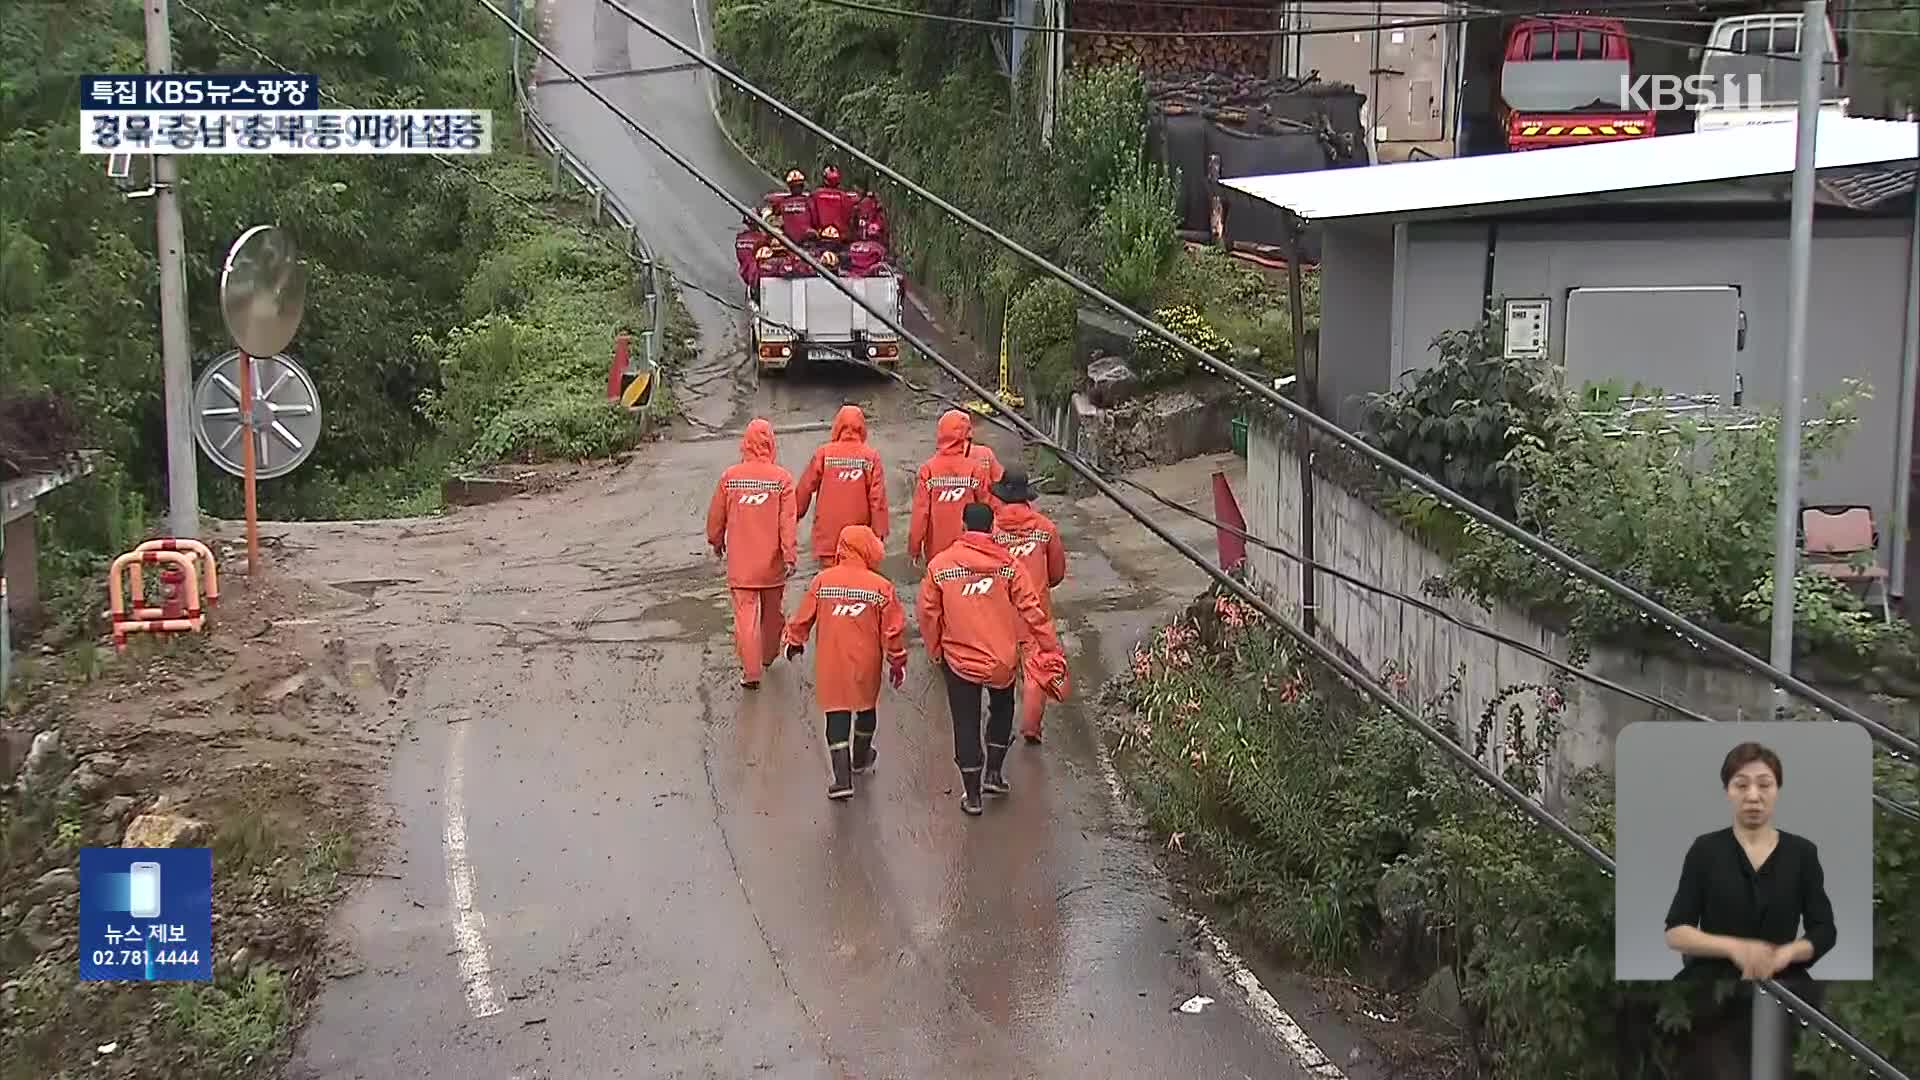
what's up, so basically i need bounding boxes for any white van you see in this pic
[1692,12,1848,131]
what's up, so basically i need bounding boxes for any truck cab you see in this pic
[1692,12,1847,132]
[1499,16,1655,151]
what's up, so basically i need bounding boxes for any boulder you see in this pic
[1085,356,1139,408]
[58,763,115,801]
[21,729,63,787]
[28,868,76,903]
[95,795,138,823]
[123,813,210,849]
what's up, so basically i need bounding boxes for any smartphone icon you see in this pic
[128,862,162,919]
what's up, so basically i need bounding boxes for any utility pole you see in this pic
[1757,2,1826,1075]
[145,0,199,540]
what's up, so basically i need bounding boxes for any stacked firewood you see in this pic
[1069,0,1279,76]
[1147,71,1357,138]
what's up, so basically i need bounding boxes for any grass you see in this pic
[163,966,292,1074]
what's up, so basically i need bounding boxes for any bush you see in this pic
[1131,304,1228,388]
[1007,278,1078,401]
[1362,311,1571,520]
[1054,65,1152,217]
[1092,158,1181,308]
[1441,381,1872,649]
[1117,593,1915,1077]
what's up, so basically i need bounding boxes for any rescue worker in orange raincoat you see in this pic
[705,418,798,689]
[735,214,770,295]
[919,502,1064,815]
[908,410,992,567]
[796,405,888,565]
[810,164,857,249]
[846,220,889,277]
[772,168,816,244]
[782,524,908,799]
[989,466,1067,744]
[853,189,889,248]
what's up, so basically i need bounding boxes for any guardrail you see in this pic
[510,45,667,390]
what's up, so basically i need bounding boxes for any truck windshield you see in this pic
[1701,23,1839,105]
[1501,58,1630,112]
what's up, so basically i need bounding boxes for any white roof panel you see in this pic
[1223,118,1920,222]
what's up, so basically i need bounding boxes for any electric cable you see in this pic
[597,0,1920,761]
[475,5,1914,1069]
[804,0,1920,71]
[678,261,1920,826]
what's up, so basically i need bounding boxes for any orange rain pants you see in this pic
[729,585,788,683]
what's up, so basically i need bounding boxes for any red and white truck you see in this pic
[1499,16,1657,151]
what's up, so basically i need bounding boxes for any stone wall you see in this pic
[1242,413,1920,810]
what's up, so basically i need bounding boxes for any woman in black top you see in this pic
[1662,741,1836,1078]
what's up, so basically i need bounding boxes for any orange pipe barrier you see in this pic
[127,538,219,607]
[107,549,205,651]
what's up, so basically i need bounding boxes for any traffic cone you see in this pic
[1212,471,1247,573]
[606,333,631,401]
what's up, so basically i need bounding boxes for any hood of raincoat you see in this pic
[833,524,884,570]
[935,409,972,456]
[830,405,868,444]
[739,417,777,462]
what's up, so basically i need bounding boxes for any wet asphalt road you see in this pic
[283,1,1376,1074]
[282,424,1350,1078]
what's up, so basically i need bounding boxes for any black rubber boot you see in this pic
[982,743,1010,795]
[828,748,854,800]
[852,736,877,774]
[959,769,984,816]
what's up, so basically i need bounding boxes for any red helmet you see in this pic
[822,165,842,187]
[863,220,883,239]
[784,168,806,190]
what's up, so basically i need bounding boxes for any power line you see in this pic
[599,0,1920,762]
[682,258,1920,825]
[807,0,1920,70]
[479,3,1908,1071]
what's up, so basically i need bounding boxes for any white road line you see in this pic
[443,720,504,1019]
[1089,705,1346,1078]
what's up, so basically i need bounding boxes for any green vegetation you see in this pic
[1119,591,1919,1077]
[1863,2,1920,112]
[2,0,666,642]
[1363,312,1903,666]
[710,7,1308,401]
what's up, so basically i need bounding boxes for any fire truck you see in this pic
[1499,16,1657,151]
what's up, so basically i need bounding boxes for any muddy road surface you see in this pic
[279,393,1367,1077]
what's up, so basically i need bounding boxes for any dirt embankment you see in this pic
[1,557,404,1079]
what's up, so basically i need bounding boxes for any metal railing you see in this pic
[510,42,667,393]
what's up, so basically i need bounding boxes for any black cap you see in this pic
[991,467,1037,504]
[962,502,995,533]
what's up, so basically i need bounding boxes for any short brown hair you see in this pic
[1721,742,1783,787]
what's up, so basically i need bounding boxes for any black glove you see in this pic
[786,643,804,661]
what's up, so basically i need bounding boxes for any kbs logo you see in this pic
[831,602,868,617]
[1008,541,1038,558]
[1619,73,1764,112]
[836,469,864,482]
[936,488,967,502]
[737,492,770,505]
[960,577,995,596]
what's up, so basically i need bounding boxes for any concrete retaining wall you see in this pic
[1242,413,1920,809]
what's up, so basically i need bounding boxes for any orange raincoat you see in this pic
[783,525,908,713]
[908,412,991,563]
[993,501,1067,739]
[706,419,799,681]
[796,405,888,561]
[917,532,1062,690]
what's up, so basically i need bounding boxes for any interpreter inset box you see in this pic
[78,847,213,982]
[1613,722,1872,981]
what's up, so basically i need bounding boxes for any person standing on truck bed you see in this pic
[918,501,1064,816]
[796,405,888,566]
[853,189,889,248]
[735,213,770,298]
[811,165,857,251]
[772,168,817,246]
[782,524,908,800]
[846,220,889,278]
[909,411,992,568]
[705,418,799,690]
